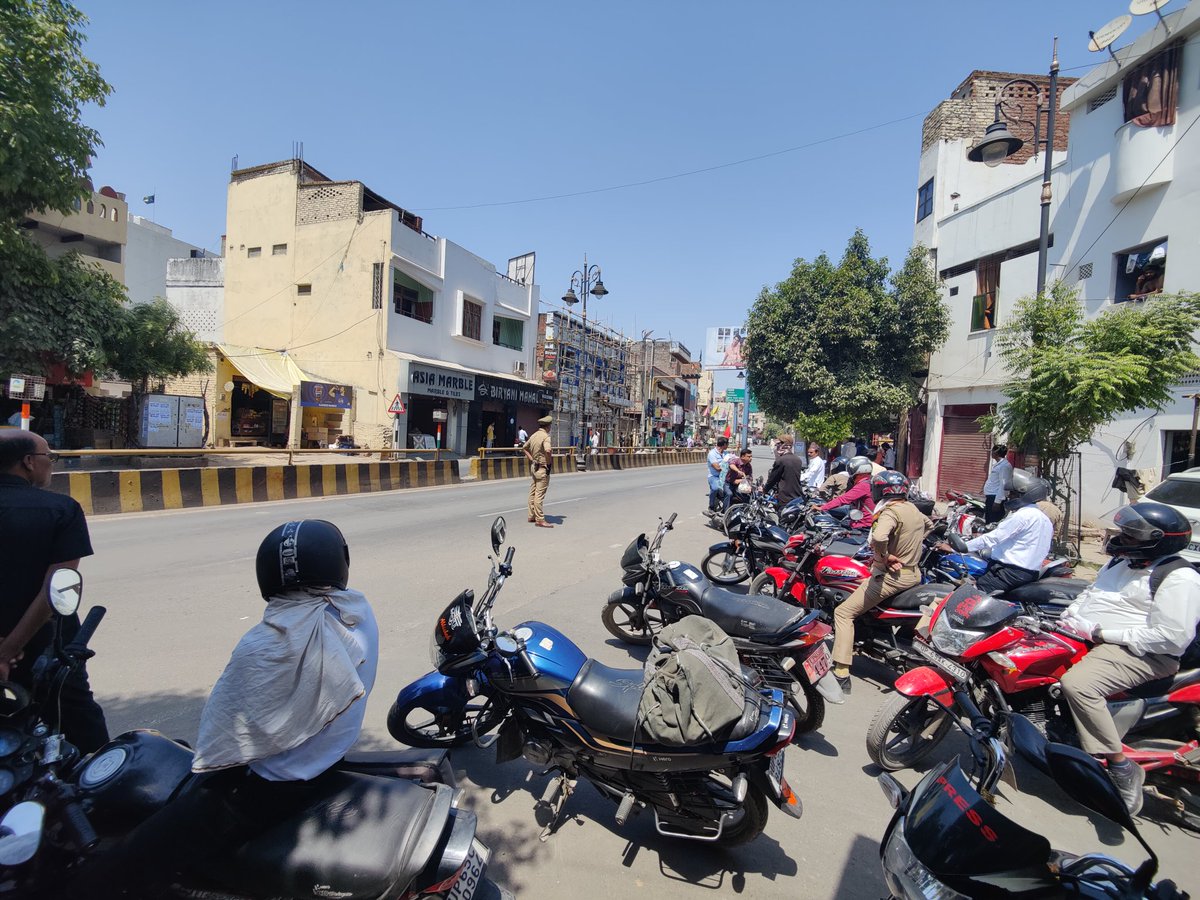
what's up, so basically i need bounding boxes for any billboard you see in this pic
[703,327,746,370]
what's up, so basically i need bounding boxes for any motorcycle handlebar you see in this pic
[503,547,515,567]
[953,688,994,738]
[61,799,98,850]
[64,606,106,656]
[666,513,677,528]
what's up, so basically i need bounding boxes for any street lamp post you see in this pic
[562,254,608,454]
[967,39,1060,298]
[738,370,751,448]
[640,330,654,447]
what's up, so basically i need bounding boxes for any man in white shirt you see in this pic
[802,442,826,490]
[517,426,529,444]
[940,469,1052,594]
[706,437,729,513]
[982,444,1013,524]
[1058,502,1200,814]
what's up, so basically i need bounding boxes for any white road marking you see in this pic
[476,496,586,517]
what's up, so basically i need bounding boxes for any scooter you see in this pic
[389,518,803,846]
[0,569,508,899]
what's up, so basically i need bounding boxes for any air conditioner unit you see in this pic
[513,361,528,378]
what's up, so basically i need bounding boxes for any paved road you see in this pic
[81,448,1194,898]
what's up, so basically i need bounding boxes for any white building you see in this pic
[165,257,225,343]
[125,215,217,305]
[914,1,1200,525]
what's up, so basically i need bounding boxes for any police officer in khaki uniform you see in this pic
[832,470,931,694]
[523,415,555,527]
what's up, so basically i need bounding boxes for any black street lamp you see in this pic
[562,254,608,453]
[967,39,1060,298]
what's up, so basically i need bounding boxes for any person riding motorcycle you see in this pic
[1058,502,1200,815]
[939,469,1052,593]
[821,455,850,497]
[831,471,931,693]
[818,455,875,529]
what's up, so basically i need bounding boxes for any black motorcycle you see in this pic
[603,514,845,733]
[702,493,793,585]
[0,569,509,900]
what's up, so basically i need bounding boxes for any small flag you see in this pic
[143,194,155,204]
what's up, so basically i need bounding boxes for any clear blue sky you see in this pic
[75,0,1166,357]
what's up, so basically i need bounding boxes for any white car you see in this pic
[1143,470,1200,561]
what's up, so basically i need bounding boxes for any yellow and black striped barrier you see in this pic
[53,460,459,516]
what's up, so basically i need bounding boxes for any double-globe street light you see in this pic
[562,255,608,453]
[967,39,1060,298]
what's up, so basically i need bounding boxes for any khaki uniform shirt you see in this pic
[868,499,932,576]
[1036,499,1063,533]
[821,472,849,495]
[524,428,552,468]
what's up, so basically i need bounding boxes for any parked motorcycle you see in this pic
[388,518,803,846]
[0,570,506,899]
[602,514,844,732]
[865,581,1200,829]
[877,693,1187,898]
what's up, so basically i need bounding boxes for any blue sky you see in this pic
[75,0,1168,358]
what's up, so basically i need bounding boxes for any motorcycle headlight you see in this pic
[930,609,984,657]
[882,824,969,900]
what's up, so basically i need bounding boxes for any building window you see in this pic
[462,298,483,341]
[72,197,82,211]
[1123,42,1181,128]
[393,268,433,323]
[297,283,312,296]
[916,178,934,223]
[272,243,287,256]
[247,246,261,258]
[371,262,383,310]
[99,203,106,218]
[971,255,1001,332]
[111,208,118,222]
[492,315,524,350]
[1116,239,1167,302]
[86,200,94,214]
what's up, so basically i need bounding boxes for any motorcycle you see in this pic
[865,582,1200,829]
[877,693,1187,899]
[943,489,988,538]
[602,514,844,732]
[703,491,800,585]
[388,517,803,846]
[0,569,507,899]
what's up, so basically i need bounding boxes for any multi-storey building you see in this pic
[22,186,128,283]
[125,215,216,305]
[536,311,631,447]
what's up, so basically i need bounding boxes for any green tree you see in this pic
[981,283,1200,470]
[0,0,111,223]
[744,231,947,431]
[790,411,853,451]
[105,298,212,393]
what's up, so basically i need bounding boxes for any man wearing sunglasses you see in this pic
[0,430,109,751]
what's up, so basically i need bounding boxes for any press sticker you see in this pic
[683,566,700,580]
[540,637,554,651]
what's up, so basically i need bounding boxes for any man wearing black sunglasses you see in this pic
[0,430,109,751]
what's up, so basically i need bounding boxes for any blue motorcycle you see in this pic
[388,517,803,846]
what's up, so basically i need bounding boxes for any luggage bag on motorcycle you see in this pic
[638,617,750,745]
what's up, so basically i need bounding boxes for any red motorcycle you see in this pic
[866,582,1200,829]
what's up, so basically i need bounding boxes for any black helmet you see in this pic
[847,456,873,479]
[1005,469,1050,509]
[829,456,848,475]
[255,520,350,598]
[870,470,909,505]
[1105,502,1192,561]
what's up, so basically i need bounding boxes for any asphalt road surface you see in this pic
[81,446,1196,898]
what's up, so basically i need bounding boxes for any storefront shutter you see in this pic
[937,404,993,498]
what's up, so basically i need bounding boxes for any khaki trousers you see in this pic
[528,467,549,521]
[1061,642,1178,755]
[832,569,921,668]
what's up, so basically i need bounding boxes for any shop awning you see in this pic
[217,344,319,399]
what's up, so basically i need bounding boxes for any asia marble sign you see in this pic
[408,363,475,400]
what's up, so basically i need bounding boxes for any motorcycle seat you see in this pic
[698,585,808,640]
[338,748,454,786]
[1004,577,1088,608]
[1125,666,1200,700]
[887,583,953,611]
[217,773,452,900]
[567,659,761,745]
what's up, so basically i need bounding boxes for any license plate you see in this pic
[767,748,786,796]
[447,839,490,900]
[801,644,831,683]
[1188,542,1200,553]
[913,640,971,683]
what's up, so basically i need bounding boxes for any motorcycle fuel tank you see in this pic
[501,621,588,693]
[994,631,1087,691]
[74,730,194,837]
[814,555,870,587]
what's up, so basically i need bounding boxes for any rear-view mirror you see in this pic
[491,517,507,556]
[47,569,82,617]
[848,509,864,522]
[0,801,45,866]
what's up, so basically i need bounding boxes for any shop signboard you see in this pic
[474,374,556,408]
[271,397,290,432]
[408,363,475,400]
[300,381,352,409]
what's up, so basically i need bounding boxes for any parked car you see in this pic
[1143,468,1200,561]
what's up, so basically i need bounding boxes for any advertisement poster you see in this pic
[703,327,746,369]
[300,381,352,408]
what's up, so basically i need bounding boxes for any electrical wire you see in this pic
[412,112,927,211]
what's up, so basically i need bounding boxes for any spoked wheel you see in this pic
[748,572,782,599]
[714,784,770,846]
[789,677,826,735]
[601,600,665,646]
[702,548,751,585]
[387,695,504,748]
[865,692,953,771]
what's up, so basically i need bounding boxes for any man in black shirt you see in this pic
[0,430,109,751]
[763,434,808,506]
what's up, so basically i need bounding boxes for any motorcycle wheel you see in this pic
[865,692,953,772]
[748,572,781,598]
[601,600,665,646]
[713,784,770,846]
[702,548,751,585]
[790,676,825,735]
[388,695,504,748]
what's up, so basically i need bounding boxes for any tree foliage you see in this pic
[105,298,212,392]
[790,411,853,451]
[744,231,948,431]
[981,283,1200,466]
[0,0,111,223]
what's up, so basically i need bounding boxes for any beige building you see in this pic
[22,187,128,282]
[219,159,549,453]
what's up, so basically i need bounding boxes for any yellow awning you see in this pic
[216,344,315,399]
